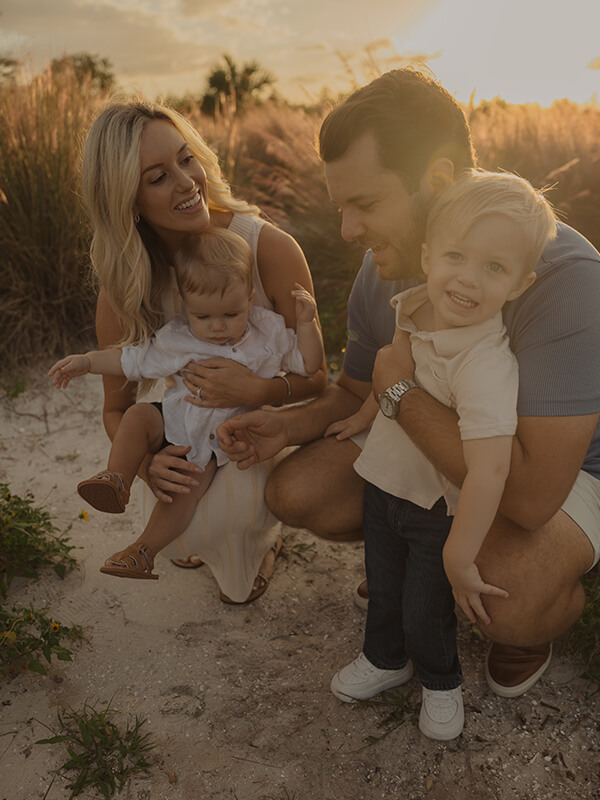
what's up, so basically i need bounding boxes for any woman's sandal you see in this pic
[220,536,283,605]
[77,471,130,514]
[170,555,204,569]
[99,543,158,580]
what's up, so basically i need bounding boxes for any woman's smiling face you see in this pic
[134,119,210,248]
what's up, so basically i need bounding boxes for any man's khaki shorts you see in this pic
[562,469,600,571]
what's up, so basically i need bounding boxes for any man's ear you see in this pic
[420,157,455,198]
[421,242,430,276]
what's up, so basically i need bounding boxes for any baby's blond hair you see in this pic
[173,227,253,300]
[427,169,557,271]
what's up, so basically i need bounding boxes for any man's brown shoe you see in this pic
[485,642,552,698]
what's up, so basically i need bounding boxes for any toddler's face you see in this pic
[183,280,252,346]
[421,213,536,331]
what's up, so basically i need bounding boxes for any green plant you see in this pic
[282,537,318,563]
[1,374,26,398]
[0,603,86,678]
[558,567,600,686]
[0,483,78,597]
[357,687,420,745]
[37,700,155,799]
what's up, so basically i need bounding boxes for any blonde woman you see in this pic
[82,99,326,602]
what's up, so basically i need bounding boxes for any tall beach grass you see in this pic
[0,69,104,371]
[1,71,599,369]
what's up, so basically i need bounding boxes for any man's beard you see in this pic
[380,191,430,281]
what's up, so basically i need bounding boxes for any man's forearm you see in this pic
[281,382,365,446]
[397,388,467,487]
[373,342,467,486]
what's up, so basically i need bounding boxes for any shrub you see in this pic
[0,603,86,678]
[0,483,78,597]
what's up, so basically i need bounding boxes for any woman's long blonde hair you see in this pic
[81,99,261,347]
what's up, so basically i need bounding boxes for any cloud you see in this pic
[0,0,218,80]
[178,0,217,15]
[294,43,328,54]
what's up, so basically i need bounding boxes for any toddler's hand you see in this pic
[324,412,368,440]
[291,283,317,324]
[48,355,91,389]
[446,561,508,625]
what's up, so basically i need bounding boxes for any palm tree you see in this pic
[50,53,115,92]
[201,54,275,117]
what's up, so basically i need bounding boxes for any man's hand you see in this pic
[217,409,290,469]
[372,330,415,397]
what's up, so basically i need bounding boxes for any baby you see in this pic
[49,227,323,580]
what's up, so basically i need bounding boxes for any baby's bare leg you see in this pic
[133,458,218,556]
[107,403,165,489]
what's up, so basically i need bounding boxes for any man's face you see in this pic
[323,131,429,281]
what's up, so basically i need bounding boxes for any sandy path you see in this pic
[1,372,599,799]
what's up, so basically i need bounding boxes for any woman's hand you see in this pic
[143,444,204,503]
[181,358,267,409]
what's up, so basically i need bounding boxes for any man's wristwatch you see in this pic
[377,379,418,419]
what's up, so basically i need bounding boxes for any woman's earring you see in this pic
[134,213,141,224]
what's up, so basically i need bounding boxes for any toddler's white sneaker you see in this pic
[419,685,464,740]
[331,652,413,702]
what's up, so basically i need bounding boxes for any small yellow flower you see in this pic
[51,622,60,632]
[29,612,35,622]
[79,510,89,521]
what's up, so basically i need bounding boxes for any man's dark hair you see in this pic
[318,69,476,191]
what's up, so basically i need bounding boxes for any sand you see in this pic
[1,371,599,800]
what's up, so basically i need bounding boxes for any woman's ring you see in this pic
[196,386,203,400]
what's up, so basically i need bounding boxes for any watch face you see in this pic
[379,394,396,419]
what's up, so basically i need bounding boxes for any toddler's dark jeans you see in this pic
[362,482,462,691]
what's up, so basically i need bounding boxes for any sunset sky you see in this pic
[1,0,599,107]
